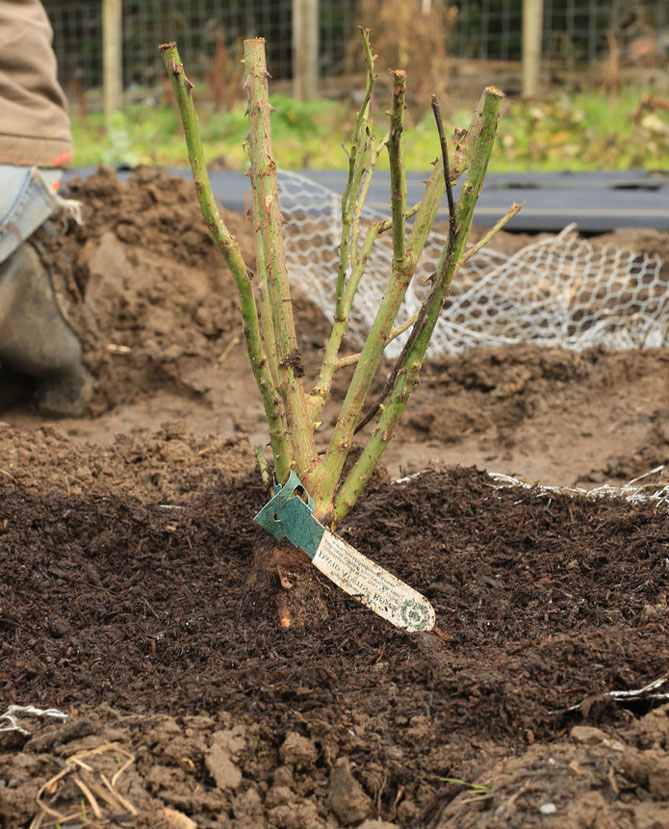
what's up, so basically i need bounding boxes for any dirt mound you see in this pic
[32,166,257,415]
[1,426,669,826]
[5,457,667,733]
[0,419,253,501]
[384,343,669,486]
[5,703,669,828]
[439,711,669,828]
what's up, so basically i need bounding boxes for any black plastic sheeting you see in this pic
[66,167,669,233]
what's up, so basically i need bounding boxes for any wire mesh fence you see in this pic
[44,0,668,104]
[448,0,669,66]
[46,0,357,98]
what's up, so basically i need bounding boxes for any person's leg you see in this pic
[0,165,65,262]
[0,165,93,415]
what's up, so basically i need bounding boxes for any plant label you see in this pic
[254,472,435,632]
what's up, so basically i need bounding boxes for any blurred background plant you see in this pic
[347,0,458,115]
[72,88,669,171]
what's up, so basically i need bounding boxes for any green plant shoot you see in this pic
[159,30,515,528]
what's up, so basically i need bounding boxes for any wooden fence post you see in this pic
[522,0,543,96]
[103,0,123,126]
[292,0,319,100]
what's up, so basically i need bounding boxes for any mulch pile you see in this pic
[3,465,667,739]
[2,442,669,826]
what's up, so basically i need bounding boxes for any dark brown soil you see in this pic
[2,445,669,827]
[2,168,669,827]
[5,460,666,731]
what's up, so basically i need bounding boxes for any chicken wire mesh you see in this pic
[277,169,667,358]
[488,465,669,511]
[397,464,669,512]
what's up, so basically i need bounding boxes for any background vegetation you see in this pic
[72,88,669,172]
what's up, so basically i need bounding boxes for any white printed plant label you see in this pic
[312,530,435,632]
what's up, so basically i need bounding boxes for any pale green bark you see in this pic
[242,38,316,484]
[334,87,504,522]
[159,41,291,481]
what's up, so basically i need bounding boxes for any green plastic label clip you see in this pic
[254,470,325,558]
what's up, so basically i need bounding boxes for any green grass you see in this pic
[71,88,669,172]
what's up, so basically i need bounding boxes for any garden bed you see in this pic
[1,168,669,827]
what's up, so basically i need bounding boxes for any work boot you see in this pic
[0,242,94,416]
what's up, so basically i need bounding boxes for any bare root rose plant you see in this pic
[160,31,518,624]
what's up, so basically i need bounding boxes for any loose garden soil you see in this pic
[2,168,669,827]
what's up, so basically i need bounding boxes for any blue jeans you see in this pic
[0,165,64,264]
